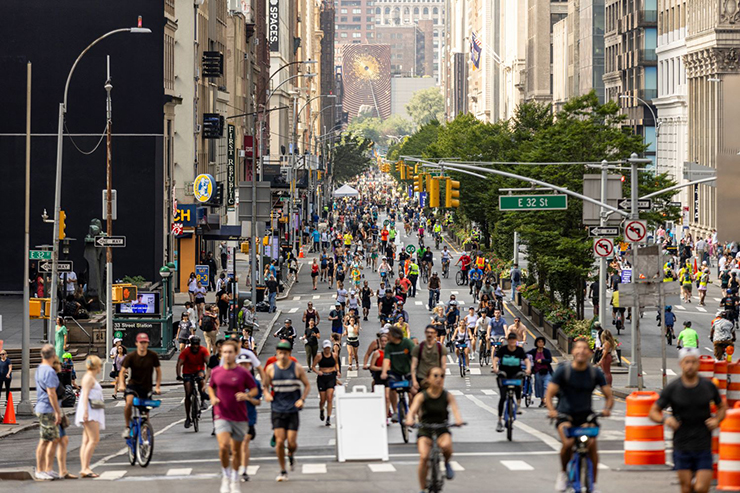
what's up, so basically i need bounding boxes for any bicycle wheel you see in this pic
[479,348,486,367]
[583,456,594,493]
[136,420,155,467]
[525,378,533,407]
[399,395,409,444]
[506,396,514,442]
[127,434,137,466]
[455,271,464,286]
[191,391,200,433]
[428,447,444,493]
[459,353,465,377]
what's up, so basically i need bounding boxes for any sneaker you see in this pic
[200,400,209,411]
[517,409,523,415]
[325,417,331,427]
[276,471,289,482]
[496,421,504,432]
[270,434,276,448]
[288,453,295,471]
[121,427,131,439]
[320,408,325,421]
[229,479,241,493]
[35,471,52,481]
[185,417,192,429]
[241,473,250,482]
[445,462,455,480]
[391,412,399,423]
[220,476,230,493]
[47,471,61,480]
[555,471,568,492]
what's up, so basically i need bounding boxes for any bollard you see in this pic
[700,355,716,379]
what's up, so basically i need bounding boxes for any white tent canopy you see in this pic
[333,184,360,197]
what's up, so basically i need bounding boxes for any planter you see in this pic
[542,319,556,339]
[556,329,575,354]
[501,278,511,290]
[521,297,531,316]
[531,307,544,327]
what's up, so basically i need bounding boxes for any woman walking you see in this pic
[76,355,105,478]
[344,316,360,371]
[597,330,616,386]
[110,344,127,400]
[54,317,68,360]
[311,258,320,290]
[303,319,320,371]
[526,337,553,407]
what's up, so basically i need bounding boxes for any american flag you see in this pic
[470,31,482,70]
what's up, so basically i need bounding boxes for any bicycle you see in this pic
[388,379,412,443]
[442,260,450,279]
[455,342,468,377]
[556,413,601,493]
[498,371,526,441]
[455,270,466,286]
[411,422,466,493]
[522,372,533,408]
[421,264,430,284]
[126,394,160,467]
[665,325,675,346]
[179,374,204,432]
[434,233,441,250]
[478,334,491,366]
[614,317,623,335]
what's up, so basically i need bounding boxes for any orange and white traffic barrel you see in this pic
[624,391,665,465]
[727,363,740,408]
[716,361,729,398]
[700,355,716,379]
[718,408,740,490]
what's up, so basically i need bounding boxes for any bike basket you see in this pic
[455,343,468,348]
[567,426,600,438]
[388,380,410,389]
[133,397,161,408]
[502,379,522,387]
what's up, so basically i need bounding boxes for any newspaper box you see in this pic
[335,385,389,462]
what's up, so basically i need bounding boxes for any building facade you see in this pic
[375,23,432,77]
[334,0,376,67]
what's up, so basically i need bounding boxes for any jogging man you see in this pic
[117,333,162,439]
[208,340,258,493]
[176,335,210,428]
[545,338,613,492]
[263,340,311,482]
[649,347,726,493]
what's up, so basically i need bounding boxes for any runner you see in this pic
[312,340,341,426]
[263,341,311,482]
[237,350,262,482]
[207,340,258,493]
[117,333,162,439]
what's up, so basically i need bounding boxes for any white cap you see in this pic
[322,340,332,349]
[113,338,122,345]
[678,347,701,362]
[239,349,261,367]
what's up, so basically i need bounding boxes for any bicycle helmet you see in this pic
[284,319,292,324]
[683,321,692,327]
[450,300,458,306]
[665,305,672,311]
[189,335,201,345]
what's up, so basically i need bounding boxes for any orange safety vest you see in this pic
[476,257,485,269]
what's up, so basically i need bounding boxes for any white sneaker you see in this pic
[554,471,568,492]
[47,471,61,480]
[220,475,230,493]
[276,471,289,482]
[229,479,241,493]
[35,471,52,481]
[591,484,601,493]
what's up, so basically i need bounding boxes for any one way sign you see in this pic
[617,199,652,211]
[95,235,126,248]
[39,261,73,273]
[588,226,620,237]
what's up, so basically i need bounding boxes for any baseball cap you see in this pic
[507,332,518,340]
[678,347,701,362]
[113,338,122,345]
[136,333,150,343]
[236,352,251,364]
[276,340,293,351]
[322,340,332,349]
[238,349,261,367]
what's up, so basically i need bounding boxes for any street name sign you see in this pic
[624,220,647,243]
[499,195,567,211]
[39,261,73,273]
[95,235,127,248]
[29,250,52,260]
[593,238,615,258]
[588,226,619,237]
[617,199,652,211]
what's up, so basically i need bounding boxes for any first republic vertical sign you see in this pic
[268,0,279,52]
[227,124,236,208]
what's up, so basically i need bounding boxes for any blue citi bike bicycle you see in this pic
[126,393,161,467]
[498,371,527,441]
[556,413,602,493]
[388,378,412,443]
[455,341,468,377]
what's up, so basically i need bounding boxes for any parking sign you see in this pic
[195,265,209,287]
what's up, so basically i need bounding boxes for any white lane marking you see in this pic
[302,464,327,474]
[347,370,358,378]
[288,307,299,313]
[465,394,561,450]
[715,298,723,302]
[95,470,128,481]
[448,461,465,471]
[481,389,497,396]
[328,439,336,446]
[445,368,451,375]
[368,464,396,472]
[697,307,707,312]
[501,460,534,471]
[115,401,125,407]
[91,418,186,469]
[313,295,321,299]
[675,305,686,310]
[451,291,459,295]
[247,466,260,476]
[166,468,192,476]
[705,347,714,353]
[342,357,347,366]
[447,355,454,364]
[598,463,609,470]
[469,368,481,375]
[448,390,464,396]
[293,296,301,301]
[415,301,423,306]
[667,369,676,376]
[458,300,465,305]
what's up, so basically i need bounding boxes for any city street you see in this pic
[0,226,677,492]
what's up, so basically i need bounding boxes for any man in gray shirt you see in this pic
[34,344,62,480]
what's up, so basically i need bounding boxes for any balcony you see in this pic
[639,48,657,65]
[640,9,657,25]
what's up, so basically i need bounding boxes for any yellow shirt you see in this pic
[343,233,353,246]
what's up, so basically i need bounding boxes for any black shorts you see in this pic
[337,274,345,282]
[347,339,359,348]
[417,426,450,440]
[272,411,300,431]
[317,372,337,392]
[673,449,712,472]
[437,327,447,338]
[371,371,387,387]
[125,384,149,399]
[362,300,371,309]
[247,425,256,439]
[311,272,318,277]
[556,411,594,429]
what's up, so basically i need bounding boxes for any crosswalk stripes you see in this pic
[313,295,320,299]
[448,461,465,471]
[697,306,707,312]
[501,460,534,471]
[368,463,396,472]
[675,305,686,310]
[166,468,192,476]
[481,389,497,396]
[288,307,299,313]
[302,464,327,474]
[448,389,464,396]
[415,301,423,305]
[95,470,127,480]
[469,368,481,375]
[293,296,301,301]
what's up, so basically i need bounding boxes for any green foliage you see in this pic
[332,133,373,183]
[405,87,444,127]
[122,275,146,285]
[346,114,415,148]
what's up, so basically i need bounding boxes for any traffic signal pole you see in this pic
[598,160,608,336]
[103,59,115,382]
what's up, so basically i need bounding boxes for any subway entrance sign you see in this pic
[499,194,568,211]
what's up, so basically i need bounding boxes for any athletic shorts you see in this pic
[317,372,337,392]
[214,419,247,442]
[247,425,256,439]
[417,425,450,440]
[673,449,713,472]
[271,411,300,431]
[347,339,360,348]
[125,384,149,399]
[556,411,594,429]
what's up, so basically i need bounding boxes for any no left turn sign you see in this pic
[593,238,614,258]
[624,220,647,243]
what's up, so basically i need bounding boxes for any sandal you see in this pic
[63,473,78,479]
[80,472,99,479]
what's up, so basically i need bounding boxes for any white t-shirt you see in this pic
[62,271,77,294]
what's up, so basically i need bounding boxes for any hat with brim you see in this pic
[276,341,292,351]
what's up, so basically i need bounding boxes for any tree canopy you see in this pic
[405,86,444,127]
[331,133,373,183]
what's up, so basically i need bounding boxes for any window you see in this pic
[404,7,410,14]
[423,7,429,14]
[414,7,419,14]
[366,24,374,29]
[385,7,390,14]
[367,8,374,14]
[341,8,347,13]
[353,16,361,21]
[353,32,361,38]
[341,32,348,38]
[367,33,374,38]
[375,7,380,14]
[433,7,438,14]
[341,16,347,21]
[353,8,361,14]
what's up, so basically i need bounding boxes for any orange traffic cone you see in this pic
[3,392,17,425]
[299,247,304,259]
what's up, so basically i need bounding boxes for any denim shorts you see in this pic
[673,449,713,472]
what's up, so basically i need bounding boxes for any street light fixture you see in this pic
[619,94,659,137]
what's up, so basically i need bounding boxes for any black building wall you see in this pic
[0,1,165,291]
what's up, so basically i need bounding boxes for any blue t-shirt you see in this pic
[489,317,507,337]
[247,380,263,426]
[312,230,320,241]
[34,363,59,414]
[0,358,11,379]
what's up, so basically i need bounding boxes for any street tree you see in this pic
[405,87,444,127]
[331,133,373,183]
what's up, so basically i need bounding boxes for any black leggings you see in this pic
[0,378,10,400]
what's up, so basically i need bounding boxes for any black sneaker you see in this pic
[241,473,250,482]
[325,417,331,427]
[320,408,325,421]
[184,417,191,429]
[288,454,295,471]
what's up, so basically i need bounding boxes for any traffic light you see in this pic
[399,163,406,179]
[59,210,66,240]
[425,174,432,192]
[445,178,460,208]
[414,174,424,194]
[429,177,440,208]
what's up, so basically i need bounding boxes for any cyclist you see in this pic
[648,347,726,493]
[468,264,484,299]
[273,319,297,349]
[455,252,471,285]
[610,288,625,329]
[440,246,452,277]
[486,308,508,354]
[411,325,448,392]
[507,316,527,346]
[475,309,492,360]
[117,333,161,439]
[381,325,416,421]
[493,332,531,431]
[451,321,472,373]
[421,247,434,279]
[380,227,389,250]
[263,340,311,482]
[176,336,210,428]
[378,289,396,324]
[664,306,677,345]
[427,272,441,311]
[406,367,464,493]
[463,307,479,360]
[208,340,258,493]
[445,300,460,340]
[377,256,391,283]
[710,311,735,360]
[432,222,442,247]
[545,338,613,493]
[676,321,698,349]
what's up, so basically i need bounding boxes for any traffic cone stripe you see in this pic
[719,460,740,472]
[721,432,740,444]
[624,416,655,427]
[624,441,666,451]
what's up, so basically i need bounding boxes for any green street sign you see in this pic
[406,245,416,254]
[29,250,52,260]
[499,194,568,211]
[114,331,124,339]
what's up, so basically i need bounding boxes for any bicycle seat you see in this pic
[502,379,523,387]
[389,380,411,390]
[566,426,600,438]
[133,397,162,409]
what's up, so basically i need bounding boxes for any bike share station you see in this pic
[112,263,177,359]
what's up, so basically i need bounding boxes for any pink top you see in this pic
[209,365,256,422]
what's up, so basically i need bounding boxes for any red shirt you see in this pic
[460,255,471,269]
[381,230,388,241]
[178,346,210,374]
[399,277,411,293]
[264,355,298,368]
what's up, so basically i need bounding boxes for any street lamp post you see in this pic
[22,23,150,416]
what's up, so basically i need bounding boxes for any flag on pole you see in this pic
[470,31,482,70]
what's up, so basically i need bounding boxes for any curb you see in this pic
[277,263,303,301]
[256,310,282,357]
[504,301,569,360]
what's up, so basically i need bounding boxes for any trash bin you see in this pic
[255,285,267,303]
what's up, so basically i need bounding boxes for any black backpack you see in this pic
[201,315,215,333]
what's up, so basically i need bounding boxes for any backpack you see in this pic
[201,315,215,333]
